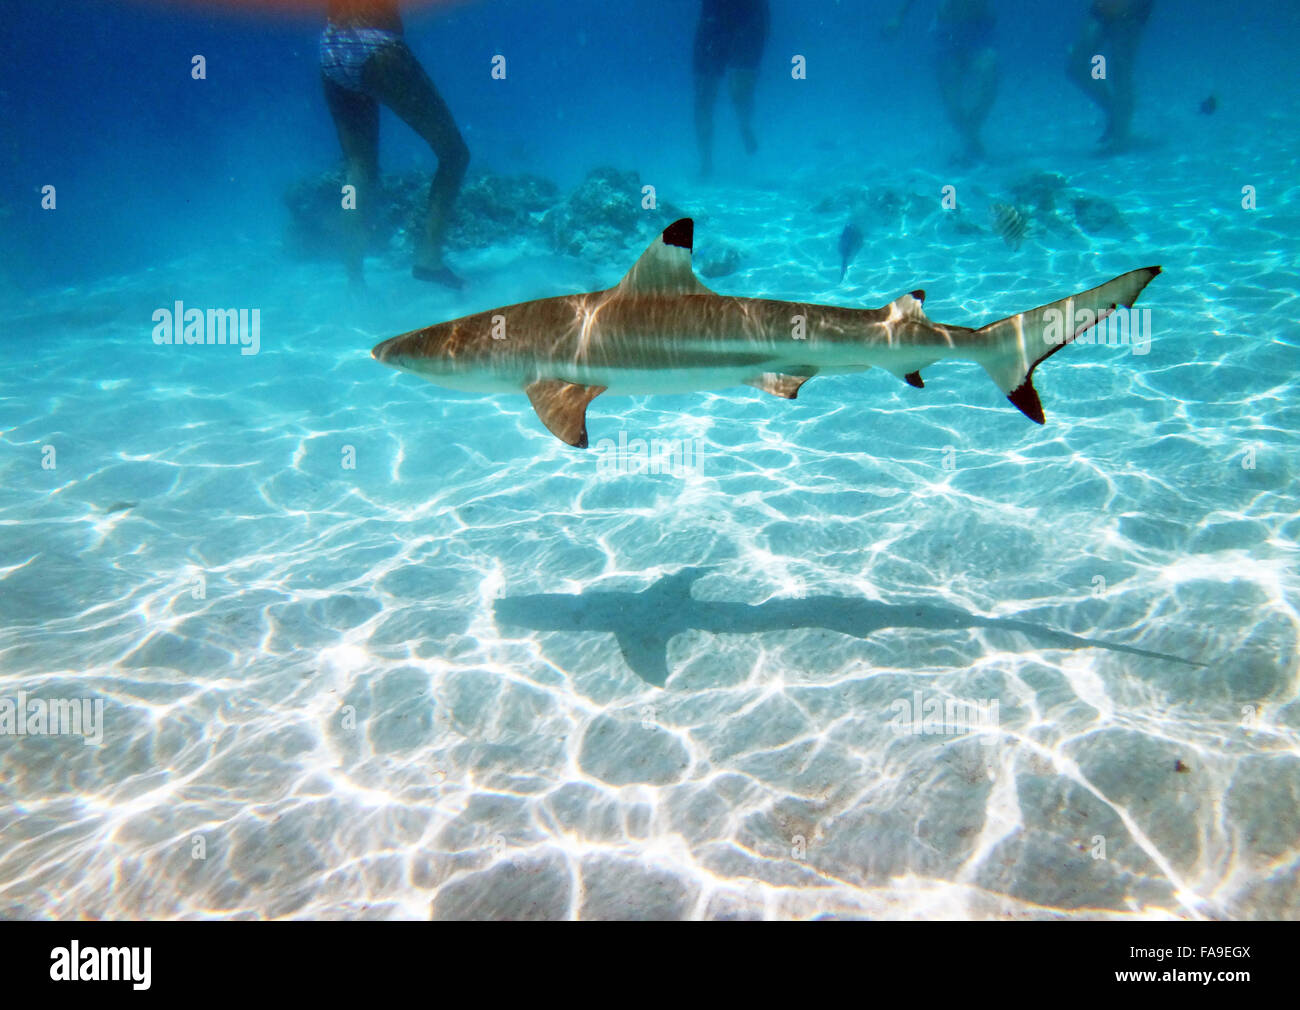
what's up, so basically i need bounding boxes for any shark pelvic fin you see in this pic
[616,218,713,296]
[524,378,606,447]
[744,371,816,399]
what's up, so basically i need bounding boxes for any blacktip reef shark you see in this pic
[371,219,1160,447]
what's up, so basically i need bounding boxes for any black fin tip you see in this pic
[662,218,694,250]
[1008,381,1045,424]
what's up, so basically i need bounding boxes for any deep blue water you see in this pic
[6,0,1297,288]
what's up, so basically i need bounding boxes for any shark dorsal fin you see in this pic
[616,218,712,296]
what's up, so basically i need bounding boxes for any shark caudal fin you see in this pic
[976,266,1162,423]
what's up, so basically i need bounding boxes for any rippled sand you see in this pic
[2,118,1297,919]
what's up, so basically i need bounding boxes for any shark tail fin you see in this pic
[976,266,1162,423]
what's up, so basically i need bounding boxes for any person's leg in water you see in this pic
[1096,21,1143,150]
[694,70,723,177]
[1066,6,1147,151]
[933,3,998,163]
[1065,10,1111,136]
[936,46,997,162]
[727,1,767,157]
[323,75,379,288]
[728,69,758,155]
[364,41,469,288]
[966,48,998,156]
[693,6,726,178]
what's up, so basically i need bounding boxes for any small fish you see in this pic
[837,222,863,282]
[1199,95,1217,115]
[990,203,1029,250]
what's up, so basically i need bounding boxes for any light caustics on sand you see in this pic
[2,145,1297,920]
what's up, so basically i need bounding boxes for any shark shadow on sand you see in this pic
[494,568,1203,687]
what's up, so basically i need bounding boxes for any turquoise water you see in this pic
[1,0,1297,919]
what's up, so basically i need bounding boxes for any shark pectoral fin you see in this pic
[616,218,714,296]
[744,371,815,399]
[524,379,607,448]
